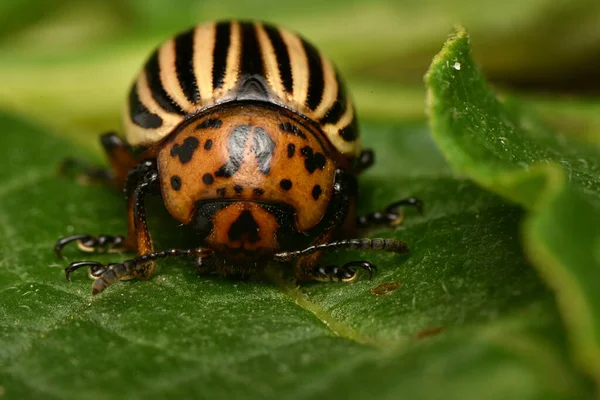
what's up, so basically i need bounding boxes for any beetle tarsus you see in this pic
[358,197,423,228]
[65,248,211,295]
[306,261,376,282]
[353,149,375,174]
[55,234,127,258]
[59,158,115,183]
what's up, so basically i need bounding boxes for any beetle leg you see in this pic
[279,238,408,282]
[59,132,137,188]
[59,161,165,293]
[357,197,423,228]
[304,261,376,282]
[353,149,375,174]
[54,160,157,257]
[65,248,212,295]
[275,238,408,263]
[54,234,126,258]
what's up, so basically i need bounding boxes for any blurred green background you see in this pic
[2,2,600,399]
[1,0,600,151]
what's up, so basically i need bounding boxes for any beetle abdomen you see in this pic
[125,20,359,157]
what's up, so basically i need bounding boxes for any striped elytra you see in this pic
[124,20,359,157]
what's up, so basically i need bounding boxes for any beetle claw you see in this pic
[54,234,126,258]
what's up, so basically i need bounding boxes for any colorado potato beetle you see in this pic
[55,20,422,295]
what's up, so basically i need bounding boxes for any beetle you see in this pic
[55,20,422,295]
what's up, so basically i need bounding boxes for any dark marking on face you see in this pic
[234,185,244,194]
[204,139,213,150]
[215,125,251,177]
[312,184,322,200]
[197,119,223,130]
[280,179,292,191]
[216,187,227,197]
[252,127,275,175]
[287,143,295,158]
[279,122,306,139]
[253,188,265,196]
[300,146,326,174]
[171,136,200,164]
[170,176,182,191]
[228,210,260,243]
[202,173,214,185]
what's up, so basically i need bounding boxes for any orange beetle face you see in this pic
[157,103,348,260]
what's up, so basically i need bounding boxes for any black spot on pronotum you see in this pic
[204,139,213,150]
[279,179,292,191]
[170,176,182,191]
[300,146,326,173]
[216,187,227,197]
[197,119,223,130]
[279,123,306,139]
[287,143,295,158]
[171,137,200,163]
[312,185,322,200]
[234,185,244,194]
[202,173,214,185]
[228,210,260,243]
[253,188,265,196]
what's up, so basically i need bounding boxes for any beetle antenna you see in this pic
[273,238,408,262]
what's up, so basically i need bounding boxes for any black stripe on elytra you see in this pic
[252,127,275,175]
[263,24,293,94]
[301,38,325,110]
[145,50,185,115]
[338,117,358,142]
[240,22,265,78]
[174,28,200,104]
[214,125,251,177]
[319,71,347,125]
[128,85,162,128]
[212,21,231,89]
[196,119,223,130]
[278,122,306,139]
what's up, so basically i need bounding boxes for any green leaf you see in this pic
[426,28,600,386]
[0,110,593,398]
